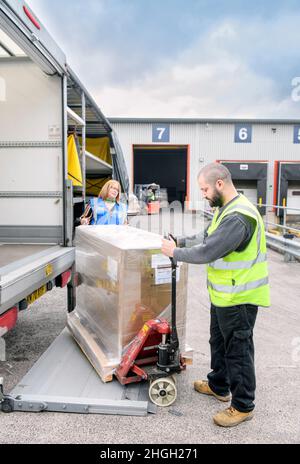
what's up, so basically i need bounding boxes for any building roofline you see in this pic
[108,117,300,125]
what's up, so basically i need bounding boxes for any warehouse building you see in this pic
[109,118,300,220]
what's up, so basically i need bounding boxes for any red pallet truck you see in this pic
[115,235,186,407]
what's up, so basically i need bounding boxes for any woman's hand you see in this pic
[80,217,90,225]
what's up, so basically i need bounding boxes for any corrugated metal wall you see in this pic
[110,121,300,210]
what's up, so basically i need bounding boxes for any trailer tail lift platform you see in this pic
[0,329,156,416]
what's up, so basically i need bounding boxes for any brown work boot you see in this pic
[193,380,231,402]
[213,406,254,427]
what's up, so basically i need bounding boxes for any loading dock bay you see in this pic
[133,145,189,206]
[275,161,300,220]
[219,161,268,215]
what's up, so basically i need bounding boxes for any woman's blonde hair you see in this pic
[99,180,121,202]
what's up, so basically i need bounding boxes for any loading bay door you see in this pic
[235,180,257,206]
[133,146,188,205]
[287,181,300,215]
[220,161,268,214]
[277,162,300,217]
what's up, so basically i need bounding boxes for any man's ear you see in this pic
[216,179,223,190]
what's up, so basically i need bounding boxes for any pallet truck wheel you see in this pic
[149,377,177,407]
[1,399,13,413]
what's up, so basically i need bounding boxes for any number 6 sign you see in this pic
[234,124,252,143]
[152,124,170,143]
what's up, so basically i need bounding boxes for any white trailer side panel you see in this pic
[0,58,62,141]
[0,58,64,242]
[0,199,62,226]
[0,148,62,191]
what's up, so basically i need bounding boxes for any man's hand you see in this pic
[162,238,176,258]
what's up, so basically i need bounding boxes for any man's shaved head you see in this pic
[198,163,234,208]
[198,163,232,186]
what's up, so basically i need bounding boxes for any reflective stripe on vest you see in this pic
[207,276,269,294]
[208,203,266,271]
[209,252,267,270]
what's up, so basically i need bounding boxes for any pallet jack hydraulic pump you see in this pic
[115,241,186,407]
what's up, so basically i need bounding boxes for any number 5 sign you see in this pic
[152,124,170,143]
[234,124,252,143]
[293,125,300,144]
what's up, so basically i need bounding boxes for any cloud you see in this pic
[95,60,278,118]
[94,16,300,118]
[27,1,300,117]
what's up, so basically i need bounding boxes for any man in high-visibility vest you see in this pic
[162,163,270,427]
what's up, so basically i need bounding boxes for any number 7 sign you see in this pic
[152,124,170,143]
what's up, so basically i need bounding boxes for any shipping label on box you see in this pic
[151,254,171,268]
[155,267,181,285]
[107,257,118,281]
[151,254,182,269]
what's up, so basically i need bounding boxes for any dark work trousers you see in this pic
[207,303,258,413]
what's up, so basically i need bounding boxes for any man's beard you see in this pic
[208,189,223,208]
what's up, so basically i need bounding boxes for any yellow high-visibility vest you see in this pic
[207,195,270,308]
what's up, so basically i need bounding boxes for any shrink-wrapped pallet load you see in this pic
[68,226,190,382]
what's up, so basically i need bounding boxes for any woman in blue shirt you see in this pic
[80,180,127,225]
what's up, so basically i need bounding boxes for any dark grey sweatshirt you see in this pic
[173,195,256,265]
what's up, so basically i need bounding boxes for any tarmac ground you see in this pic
[1,212,300,444]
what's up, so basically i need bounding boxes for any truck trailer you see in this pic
[0,0,129,345]
[0,0,155,417]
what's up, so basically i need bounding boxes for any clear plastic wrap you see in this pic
[67,225,189,381]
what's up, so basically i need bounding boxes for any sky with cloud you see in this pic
[28,0,300,118]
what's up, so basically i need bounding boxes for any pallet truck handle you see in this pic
[164,233,179,347]
[168,233,177,246]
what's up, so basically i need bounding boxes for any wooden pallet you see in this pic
[67,312,118,383]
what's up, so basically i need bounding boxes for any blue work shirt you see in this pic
[89,197,127,225]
